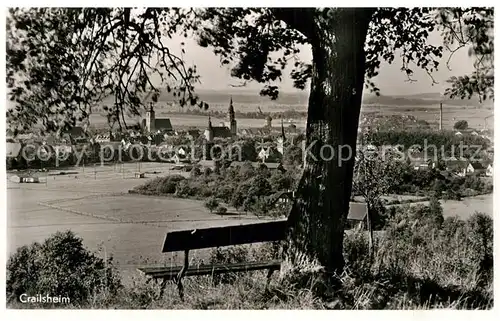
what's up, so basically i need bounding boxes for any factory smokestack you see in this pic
[439,102,443,130]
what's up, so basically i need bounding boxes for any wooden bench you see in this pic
[138,220,287,300]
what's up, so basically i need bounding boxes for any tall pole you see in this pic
[439,102,443,131]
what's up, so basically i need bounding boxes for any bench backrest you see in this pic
[162,220,287,252]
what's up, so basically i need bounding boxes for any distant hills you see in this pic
[37,87,493,111]
[362,93,492,107]
[145,88,492,108]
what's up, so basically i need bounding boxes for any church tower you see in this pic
[228,97,237,136]
[265,115,272,128]
[145,102,156,132]
[204,116,214,142]
[277,119,286,154]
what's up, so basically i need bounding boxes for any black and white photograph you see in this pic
[2,5,495,310]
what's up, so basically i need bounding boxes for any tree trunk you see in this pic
[283,9,374,278]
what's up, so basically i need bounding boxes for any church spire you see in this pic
[228,97,235,121]
[281,118,286,142]
[228,97,237,136]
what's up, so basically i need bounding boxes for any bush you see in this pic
[466,212,493,283]
[454,120,469,130]
[156,180,178,194]
[134,175,186,194]
[6,231,121,305]
[343,229,372,277]
[204,197,219,213]
[216,205,227,215]
[209,246,250,284]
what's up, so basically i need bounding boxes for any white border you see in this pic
[1,2,499,321]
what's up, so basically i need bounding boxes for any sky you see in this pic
[164,30,476,96]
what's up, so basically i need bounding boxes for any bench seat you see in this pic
[138,259,282,280]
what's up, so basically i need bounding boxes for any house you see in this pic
[259,162,283,171]
[95,134,111,143]
[268,190,295,211]
[481,134,492,141]
[346,202,369,229]
[445,160,468,176]
[239,128,258,137]
[204,117,233,142]
[16,133,35,141]
[257,147,269,161]
[410,159,436,171]
[9,175,21,183]
[149,117,174,132]
[257,145,281,163]
[486,164,493,177]
[466,162,486,176]
[471,131,479,136]
[6,142,22,159]
[6,128,14,139]
[455,131,463,136]
[186,129,201,140]
[142,104,173,133]
[63,126,87,139]
[197,159,217,170]
[21,176,40,183]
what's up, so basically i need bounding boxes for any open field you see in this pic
[7,163,273,283]
[389,193,493,220]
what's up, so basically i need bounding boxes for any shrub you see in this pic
[343,229,372,277]
[216,205,227,215]
[175,180,201,198]
[134,175,186,194]
[204,197,219,213]
[465,212,493,283]
[156,180,178,194]
[154,175,185,194]
[6,231,121,305]
[454,120,469,130]
[209,246,250,284]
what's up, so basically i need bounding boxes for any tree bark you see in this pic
[283,9,375,278]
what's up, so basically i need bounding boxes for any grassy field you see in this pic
[7,163,272,284]
[388,194,493,219]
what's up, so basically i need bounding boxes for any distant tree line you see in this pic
[366,130,490,152]
[159,108,308,120]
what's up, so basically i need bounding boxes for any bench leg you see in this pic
[175,249,190,301]
[176,278,185,301]
[265,268,275,292]
[158,278,168,299]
